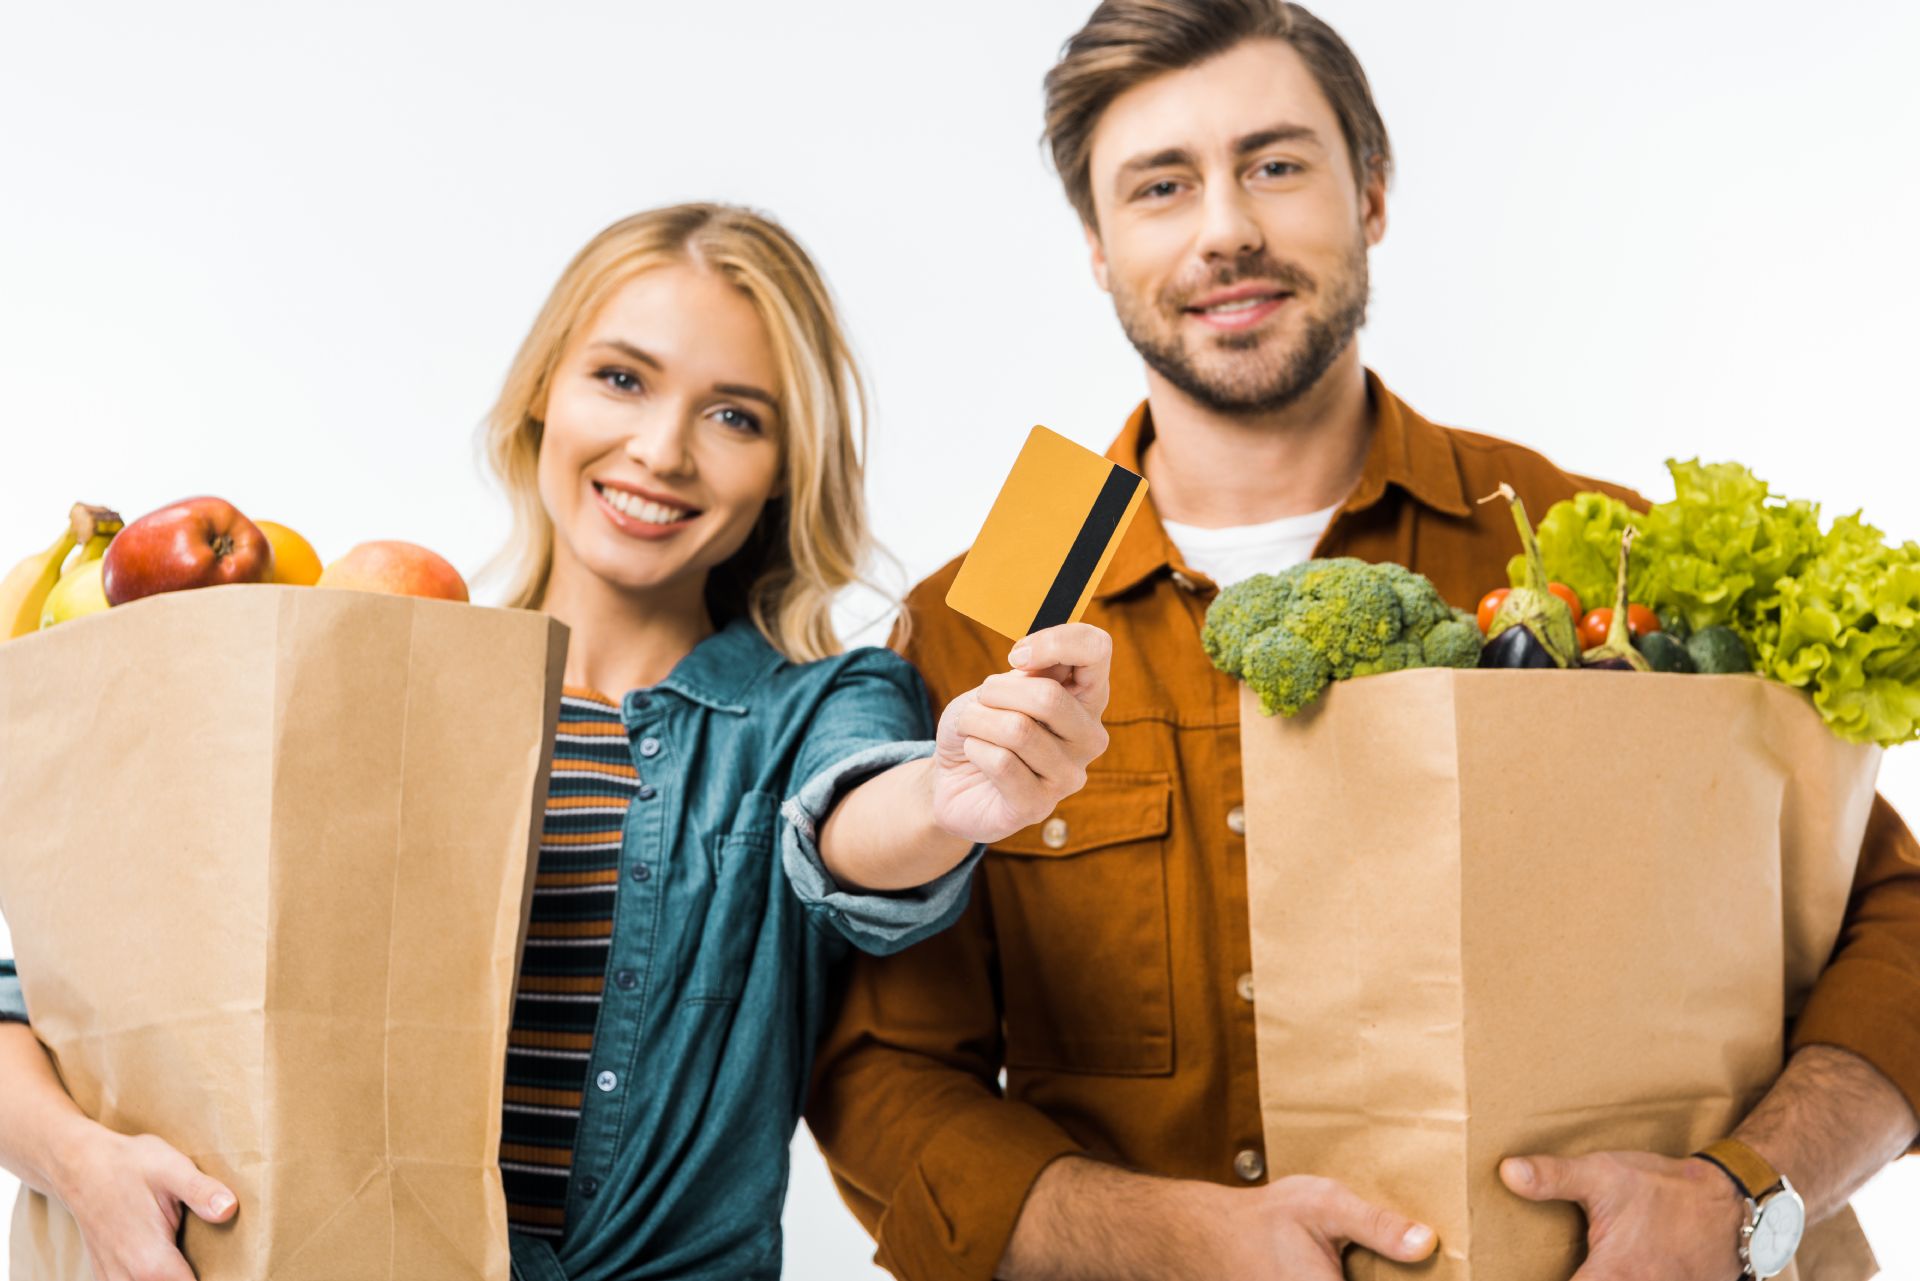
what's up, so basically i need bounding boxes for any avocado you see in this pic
[1686,626,1751,675]
[1635,630,1695,674]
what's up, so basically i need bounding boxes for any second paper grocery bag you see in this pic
[1240,668,1881,1281]
[0,585,567,1280]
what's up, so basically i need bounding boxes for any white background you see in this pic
[2,1,1917,1276]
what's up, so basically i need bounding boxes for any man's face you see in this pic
[1084,38,1386,415]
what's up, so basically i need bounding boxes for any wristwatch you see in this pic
[1693,1138,1806,1279]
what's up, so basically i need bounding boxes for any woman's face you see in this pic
[537,264,784,604]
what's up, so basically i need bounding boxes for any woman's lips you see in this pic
[592,484,700,541]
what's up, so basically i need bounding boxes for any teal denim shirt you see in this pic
[1,618,979,1280]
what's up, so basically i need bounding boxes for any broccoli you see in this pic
[1203,559,1483,715]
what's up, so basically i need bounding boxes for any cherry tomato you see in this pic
[1579,605,1663,649]
[1476,588,1510,633]
[1478,583,1584,634]
[1549,582,1584,620]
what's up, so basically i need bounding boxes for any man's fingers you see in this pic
[1502,1154,1595,1206]
[1316,1182,1436,1261]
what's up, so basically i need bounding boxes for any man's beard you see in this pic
[1114,237,1370,417]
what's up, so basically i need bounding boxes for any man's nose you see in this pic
[1194,183,1263,262]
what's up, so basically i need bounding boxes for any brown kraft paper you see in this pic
[1240,668,1882,1281]
[0,584,568,1279]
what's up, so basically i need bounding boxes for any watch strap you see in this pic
[1694,1138,1783,1201]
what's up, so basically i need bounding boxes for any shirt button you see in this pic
[1234,1148,1266,1182]
[1227,805,1247,835]
[638,737,662,758]
[579,1175,600,1197]
[1236,972,1255,1003]
[631,692,651,710]
[614,969,637,990]
[595,1070,618,1092]
[637,784,657,801]
[1041,817,1069,849]
[630,863,651,882]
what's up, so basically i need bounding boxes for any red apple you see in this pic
[102,497,275,606]
[317,541,468,602]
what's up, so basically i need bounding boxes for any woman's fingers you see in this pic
[1007,624,1113,715]
[952,700,1083,791]
[973,674,1109,765]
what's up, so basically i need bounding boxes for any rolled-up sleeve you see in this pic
[1790,793,1920,1141]
[780,649,982,956]
[0,957,27,1024]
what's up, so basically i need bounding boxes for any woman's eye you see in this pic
[596,367,642,394]
[713,407,763,435]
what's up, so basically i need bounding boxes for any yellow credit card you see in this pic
[946,426,1148,641]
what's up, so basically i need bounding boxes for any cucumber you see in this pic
[1686,626,1751,675]
[1636,630,1695,674]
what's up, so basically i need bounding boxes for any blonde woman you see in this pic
[0,204,1114,1280]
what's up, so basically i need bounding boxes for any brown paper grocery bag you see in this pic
[0,584,567,1280]
[1241,669,1882,1281]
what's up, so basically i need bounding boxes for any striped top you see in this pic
[502,687,638,1239]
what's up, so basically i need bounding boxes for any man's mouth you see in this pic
[593,482,701,528]
[1182,285,1294,330]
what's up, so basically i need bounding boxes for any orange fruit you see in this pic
[254,520,324,586]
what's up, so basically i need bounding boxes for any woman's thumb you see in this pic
[167,1160,238,1224]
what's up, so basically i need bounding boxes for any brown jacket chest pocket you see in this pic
[987,771,1173,1077]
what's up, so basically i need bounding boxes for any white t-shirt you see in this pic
[1161,504,1339,589]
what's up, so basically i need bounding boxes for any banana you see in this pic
[39,507,125,630]
[1,504,123,640]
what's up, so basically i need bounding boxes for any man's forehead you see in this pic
[1089,38,1339,176]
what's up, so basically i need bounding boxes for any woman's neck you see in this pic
[539,554,714,698]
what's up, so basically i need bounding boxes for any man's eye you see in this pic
[1139,180,1181,200]
[596,368,642,393]
[1257,160,1301,178]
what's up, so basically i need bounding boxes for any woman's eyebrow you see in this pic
[588,339,662,368]
[714,382,778,408]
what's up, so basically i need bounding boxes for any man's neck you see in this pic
[1140,344,1374,529]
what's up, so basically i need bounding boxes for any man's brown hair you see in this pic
[1044,0,1392,226]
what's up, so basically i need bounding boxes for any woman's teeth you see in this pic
[600,487,693,525]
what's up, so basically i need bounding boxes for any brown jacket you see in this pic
[806,373,1920,1281]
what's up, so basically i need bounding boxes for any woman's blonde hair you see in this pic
[480,203,880,663]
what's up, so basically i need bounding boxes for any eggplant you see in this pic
[1579,526,1651,672]
[1478,625,1560,669]
[1477,483,1580,667]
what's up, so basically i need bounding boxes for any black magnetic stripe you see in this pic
[1027,465,1142,635]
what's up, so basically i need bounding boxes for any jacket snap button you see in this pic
[1041,817,1069,849]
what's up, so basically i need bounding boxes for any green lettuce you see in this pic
[1515,460,1920,747]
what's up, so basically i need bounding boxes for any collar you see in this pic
[1094,368,1472,598]
[642,616,781,717]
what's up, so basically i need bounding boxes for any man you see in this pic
[807,2,1920,1278]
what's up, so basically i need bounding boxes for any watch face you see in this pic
[1748,1191,1806,1275]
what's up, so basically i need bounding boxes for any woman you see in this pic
[0,204,1112,1280]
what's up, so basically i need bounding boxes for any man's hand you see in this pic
[1210,1175,1440,1279]
[999,1155,1436,1281]
[1500,1150,1747,1281]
